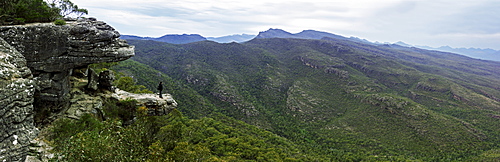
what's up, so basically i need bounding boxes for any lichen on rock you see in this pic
[0,37,37,161]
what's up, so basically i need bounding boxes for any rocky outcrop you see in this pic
[26,85,178,160]
[109,89,178,116]
[0,37,37,161]
[0,18,134,123]
[64,73,177,121]
[63,88,177,124]
[0,18,134,160]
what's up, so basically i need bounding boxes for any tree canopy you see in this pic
[0,0,87,25]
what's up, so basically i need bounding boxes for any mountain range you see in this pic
[121,29,499,62]
[394,41,500,62]
[120,34,207,44]
[120,33,255,44]
[115,29,500,160]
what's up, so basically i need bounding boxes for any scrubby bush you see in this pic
[53,19,65,25]
[102,98,138,123]
[114,76,153,94]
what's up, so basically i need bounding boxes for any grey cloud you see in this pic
[435,2,500,34]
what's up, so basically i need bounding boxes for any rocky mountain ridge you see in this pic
[120,34,207,44]
[394,42,500,62]
[124,29,499,62]
[121,33,257,44]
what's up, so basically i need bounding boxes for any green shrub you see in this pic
[51,118,148,161]
[89,62,153,94]
[13,18,26,24]
[103,98,138,123]
[114,76,153,94]
[48,114,104,142]
[53,19,66,25]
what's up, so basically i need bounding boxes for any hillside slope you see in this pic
[123,37,500,160]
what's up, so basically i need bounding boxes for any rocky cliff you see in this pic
[0,18,134,161]
[0,37,37,161]
[0,18,134,124]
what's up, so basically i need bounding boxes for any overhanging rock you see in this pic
[0,18,134,123]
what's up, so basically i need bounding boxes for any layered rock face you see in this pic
[0,18,134,160]
[0,18,134,123]
[0,37,37,161]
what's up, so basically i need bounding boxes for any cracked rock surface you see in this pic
[0,37,37,161]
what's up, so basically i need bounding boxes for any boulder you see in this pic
[98,70,115,91]
[86,68,98,91]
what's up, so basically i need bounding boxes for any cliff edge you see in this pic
[0,18,134,161]
[0,18,134,125]
[0,37,37,161]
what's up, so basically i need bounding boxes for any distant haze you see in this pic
[72,0,500,50]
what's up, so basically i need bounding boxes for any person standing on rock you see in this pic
[157,82,164,98]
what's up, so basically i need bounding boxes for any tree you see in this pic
[114,76,153,94]
[8,0,59,22]
[47,0,88,18]
[1,0,87,25]
[0,0,17,14]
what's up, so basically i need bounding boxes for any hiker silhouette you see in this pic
[157,82,163,98]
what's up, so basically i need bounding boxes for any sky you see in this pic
[70,0,500,50]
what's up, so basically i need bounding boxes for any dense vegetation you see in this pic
[47,34,500,160]
[0,0,87,24]
[114,37,500,161]
[49,106,325,161]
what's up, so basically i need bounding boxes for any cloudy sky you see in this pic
[71,0,500,50]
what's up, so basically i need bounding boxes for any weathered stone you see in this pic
[109,90,178,116]
[0,37,37,161]
[25,138,55,162]
[0,18,134,123]
[86,68,98,91]
[66,88,104,120]
[98,70,115,91]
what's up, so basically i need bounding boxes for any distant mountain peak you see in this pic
[387,42,500,62]
[255,28,375,45]
[206,34,256,43]
[394,41,412,47]
[255,28,296,39]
